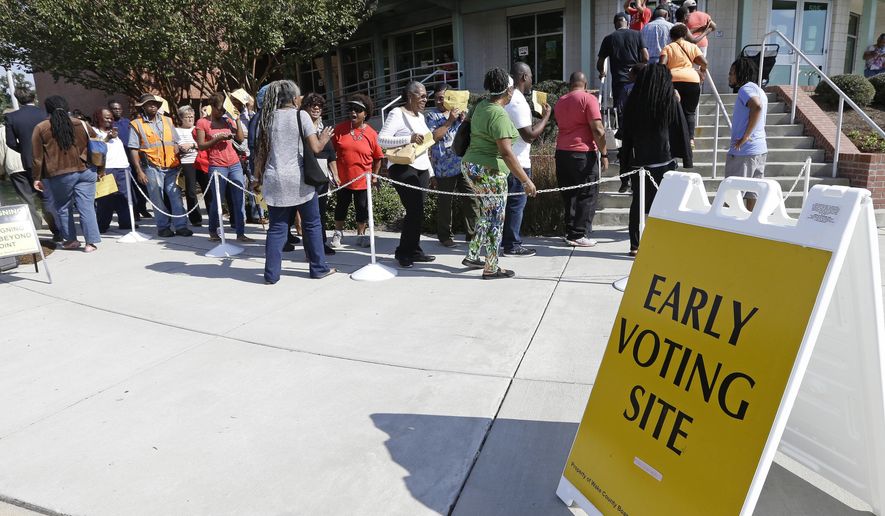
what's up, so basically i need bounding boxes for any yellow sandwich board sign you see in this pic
[557,172,885,515]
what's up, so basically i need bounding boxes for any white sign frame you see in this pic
[0,203,52,284]
[558,172,885,515]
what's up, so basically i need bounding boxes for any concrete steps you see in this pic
[592,91,837,227]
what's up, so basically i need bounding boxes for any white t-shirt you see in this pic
[175,127,198,164]
[504,89,533,169]
[94,128,130,169]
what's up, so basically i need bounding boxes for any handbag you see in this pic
[95,172,119,198]
[383,108,433,165]
[296,109,330,187]
[81,120,108,171]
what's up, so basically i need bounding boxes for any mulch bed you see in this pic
[810,94,885,152]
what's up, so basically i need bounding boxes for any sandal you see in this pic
[482,268,515,280]
[62,240,81,250]
[312,268,337,279]
[84,244,98,253]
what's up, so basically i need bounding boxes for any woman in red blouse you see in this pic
[330,94,383,248]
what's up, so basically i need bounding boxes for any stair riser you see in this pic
[697,113,791,126]
[692,149,826,162]
[701,93,779,103]
[600,163,832,176]
[696,102,787,116]
[692,137,815,150]
[695,125,805,137]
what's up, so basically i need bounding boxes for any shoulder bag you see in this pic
[80,120,108,172]
[296,109,330,187]
[383,108,433,165]
[451,119,471,157]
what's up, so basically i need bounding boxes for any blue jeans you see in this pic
[864,69,884,78]
[502,167,530,251]
[264,197,330,283]
[45,168,101,245]
[144,164,186,232]
[207,162,246,236]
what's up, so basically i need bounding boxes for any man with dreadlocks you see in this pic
[726,58,768,211]
[618,64,691,257]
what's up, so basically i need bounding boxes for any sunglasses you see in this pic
[348,107,366,113]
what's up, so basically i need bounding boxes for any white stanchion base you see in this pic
[613,275,629,292]
[206,243,244,258]
[118,230,152,243]
[351,262,397,282]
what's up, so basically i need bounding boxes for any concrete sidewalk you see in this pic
[0,222,881,516]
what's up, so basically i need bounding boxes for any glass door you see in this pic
[768,0,831,85]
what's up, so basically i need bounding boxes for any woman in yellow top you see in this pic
[660,24,708,146]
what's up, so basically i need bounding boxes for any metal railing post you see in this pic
[758,35,766,89]
[790,50,800,125]
[713,106,720,178]
[834,96,844,178]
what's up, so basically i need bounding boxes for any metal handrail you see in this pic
[380,64,463,122]
[705,70,733,179]
[760,30,885,177]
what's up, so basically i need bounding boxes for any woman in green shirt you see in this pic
[461,68,537,279]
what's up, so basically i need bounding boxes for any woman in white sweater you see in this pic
[378,81,435,268]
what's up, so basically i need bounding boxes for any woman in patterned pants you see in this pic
[460,68,537,279]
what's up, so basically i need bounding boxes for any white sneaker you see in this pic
[358,235,370,248]
[331,230,343,248]
[567,237,598,247]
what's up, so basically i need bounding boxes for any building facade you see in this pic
[35,0,885,114]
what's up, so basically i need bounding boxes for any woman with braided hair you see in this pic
[31,95,101,252]
[619,63,692,256]
[460,67,537,280]
[253,80,336,284]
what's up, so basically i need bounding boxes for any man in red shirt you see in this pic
[553,72,609,247]
[683,0,717,56]
[624,0,651,31]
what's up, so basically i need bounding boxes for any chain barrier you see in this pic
[216,171,370,199]
[644,169,660,191]
[370,169,643,198]
[128,169,214,219]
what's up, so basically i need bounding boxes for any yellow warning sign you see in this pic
[562,217,832,515]
[0,205,39,258]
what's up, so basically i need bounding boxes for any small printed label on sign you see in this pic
[809,203,839,224]
[518,46,529,57]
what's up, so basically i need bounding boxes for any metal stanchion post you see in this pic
[351,172,397,281]
[118,169,152,243]
[206,171,243,258]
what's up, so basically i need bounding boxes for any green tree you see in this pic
[0,71,35,122]
[0,0,375,104]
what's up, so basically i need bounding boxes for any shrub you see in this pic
[846,130,885,153]
[869,74,885,106]
[815,74,875,106]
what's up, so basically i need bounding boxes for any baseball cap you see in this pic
[683,0,697,7]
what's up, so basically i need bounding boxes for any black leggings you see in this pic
[673,82,701,138]
[388,164,429,260]
[334,188,369,223]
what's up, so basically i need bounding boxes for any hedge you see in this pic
[869,73,885,106]
[815,74,875,106]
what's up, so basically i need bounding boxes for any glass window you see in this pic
[510,15,535,38]
[393,24,454,75]
[297,57,327,95]
[771,1,797,54]
[537,11,563,35]
[845,13,860,74]
[800,2,828,55]
[338,42,374,94]
[508,11,564,82]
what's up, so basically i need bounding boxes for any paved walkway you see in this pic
[0,222,881,516]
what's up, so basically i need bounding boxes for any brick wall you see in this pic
[774,85,885,209]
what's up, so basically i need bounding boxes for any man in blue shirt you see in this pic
[641,8,673,64]
[425,83,479,247]
[726,58,768,211]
